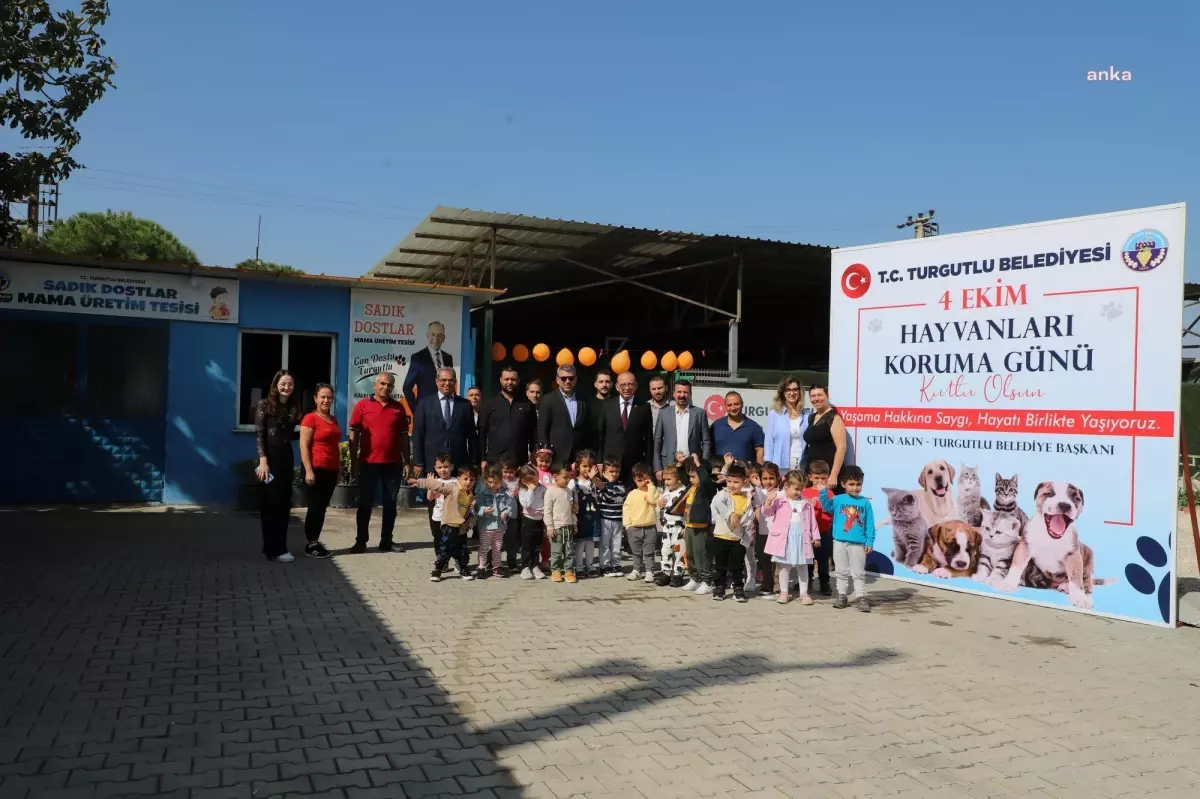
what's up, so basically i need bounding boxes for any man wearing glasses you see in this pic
[537,364,592,464]
[412,368,478,478]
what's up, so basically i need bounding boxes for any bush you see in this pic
[339,441,355,485]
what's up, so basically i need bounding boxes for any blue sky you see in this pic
[19,0,1197,278]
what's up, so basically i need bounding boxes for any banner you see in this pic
[829,204,1185,626]
[349,289,463,421]
[0,261,238,323]
[698,386,779,424]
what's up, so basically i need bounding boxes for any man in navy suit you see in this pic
[411,368,478,476]
[537,364,591,465]
[403,321,454,413]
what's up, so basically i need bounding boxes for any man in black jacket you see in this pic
[537,364,590,464]
[596,371,654,485]
[479,367,536,469]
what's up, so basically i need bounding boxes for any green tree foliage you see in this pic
[1,1,116,245]
[41,210,199,263]
[236,258,304,275]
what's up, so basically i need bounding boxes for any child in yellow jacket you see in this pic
[622,464,661,583]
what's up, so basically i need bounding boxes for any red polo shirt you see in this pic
[350,397,408,464]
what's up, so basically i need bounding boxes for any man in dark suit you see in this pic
[537,364,590,465]
[411,367,478,475]
[403,321,454,413]
[597,371,654,484]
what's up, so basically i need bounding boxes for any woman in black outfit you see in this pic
[255,369,300,562]
[801,384,847,490]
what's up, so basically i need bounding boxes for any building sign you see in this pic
[349,288,463,419]
[0,261,239,323]
[829,204,1185,627]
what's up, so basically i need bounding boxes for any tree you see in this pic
[41,210,199,263]
[1,1,116,246]
[236,258,304,275]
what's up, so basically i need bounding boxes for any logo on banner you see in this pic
[703,393,727,422]
[841,263,871,299]
[1121,229,1168,272]
[0,269,10,303]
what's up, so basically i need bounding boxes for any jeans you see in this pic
[520,517,545,569]
[259,447,293,558]
[550,526,576,572]
[834,540,868,597]
[304,467,337,543]
[434,524,470,572]
[710,537,746,591]
[684,526,712,583]
[504,515,521,569]
[356,462,402,546]
[810,530,833,587]
[599,518,624,569]
[626,525,656,574]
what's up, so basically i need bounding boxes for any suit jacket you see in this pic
[402,348,454,413]
[597,398,654,477]
[653,405,713,473]
[536,390,591,465]
[411,392,477,473]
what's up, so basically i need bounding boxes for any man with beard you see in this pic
[479,367,536,470]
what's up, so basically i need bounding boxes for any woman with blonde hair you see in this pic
[763,375,809,471]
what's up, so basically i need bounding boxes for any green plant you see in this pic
[40,210,199,263]
[236,258,304,275]
[339,441,355,485]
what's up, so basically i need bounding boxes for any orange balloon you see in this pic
[610,350,631,373]
[512,344,530,362]
[640,351,658,370]
[556,348,574,367]
[578,346,597,367]
[491,342,507,361]
[661,351,678,372]
[532,343,551,362]
[677,351,694,370]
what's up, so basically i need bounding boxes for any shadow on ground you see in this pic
[0,509,901,797]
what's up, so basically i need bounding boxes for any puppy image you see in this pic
[918,459,959,524]
[913,520,981,579]
[882,488,928,568]
[997,481,1115,609]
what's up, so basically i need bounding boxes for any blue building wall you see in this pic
[162,281,352,504]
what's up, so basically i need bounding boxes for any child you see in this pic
[802,460,835,596]
[516,464,547,580]
[596,458,628,576]
[534,447,554,570]
[622,464,660,583]
[710,463,756,602]
[748,463,763,489]
[674,455,717,595]
[474,464,513,577]
[425,454,454,561]
[410,466,477,582]
[543,463,578,583]
[818,464,876,611]
[501,460,521,571]
[753,462,781,599]
[655,465,688,587]
[763,470,820,604]
[569,451,600,578]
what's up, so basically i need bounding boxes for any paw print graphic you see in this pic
[867,318,883,334]
[1125,533,1169,623]
[1101,302,1123,321]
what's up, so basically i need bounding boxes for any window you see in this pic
[0,317,79,415]
[237,331,335,427]
[87,324,167,419]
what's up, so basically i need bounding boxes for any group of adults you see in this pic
[252,353,846,562]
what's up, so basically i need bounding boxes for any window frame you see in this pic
[235,328,337,431]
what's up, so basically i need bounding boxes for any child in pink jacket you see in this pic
[762,470,821,605]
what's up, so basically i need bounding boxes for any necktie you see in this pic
[621,401,629,429]
[442,396,451,427]
[434,350,442,370]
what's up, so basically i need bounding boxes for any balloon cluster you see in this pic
[491,344,694,372]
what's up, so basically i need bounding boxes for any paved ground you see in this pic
[3,507,1200,799]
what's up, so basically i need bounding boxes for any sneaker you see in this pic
[348,543,367,554]
[711,588,726,601]
[461,571,475,581]
[833,594,849,609]
[429,570,441,582]
[493,568,506,579]
[669,574,685,588]
[589,566,603,578]
[695,582,712,596]
[800,595,814,606]
[761,592,778,601]
[733,588,747,603]
[777,592,789,605]
[606,568,623,578]
[644,573,656,584]
[274,552,295,563]
[533,568,546,580]
[304,543,331,559]
[565,570,577,584]
[379,542,397,553]
[681,579,700,592]
[520,567,534,580]
[856,595,871,612]
[551,570,563,583]
[627,570,641,581]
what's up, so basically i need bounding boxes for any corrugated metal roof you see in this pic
[365,206,827,284]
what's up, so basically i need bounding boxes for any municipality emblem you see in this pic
[1121,229,1168,272]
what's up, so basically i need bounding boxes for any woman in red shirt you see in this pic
[300,383,341,558]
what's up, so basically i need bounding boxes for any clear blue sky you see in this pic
[34,0,1199,278]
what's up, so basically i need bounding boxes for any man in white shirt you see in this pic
[403,321,454,412]
[653,380,712,478]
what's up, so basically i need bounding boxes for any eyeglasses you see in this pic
[558,376,576,382]
[785,387,801,393]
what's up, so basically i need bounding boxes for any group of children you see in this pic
[409,449,876,610]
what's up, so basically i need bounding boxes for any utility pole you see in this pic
[255,215,262,262]
[896,209,938,239]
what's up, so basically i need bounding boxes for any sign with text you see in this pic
[349,289,463,422]
[829,204,1186,626]
[0,261,238,323]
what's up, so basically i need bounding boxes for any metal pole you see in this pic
[482,228,497,399]
[729,251,743,378]
[255,215,262,261]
